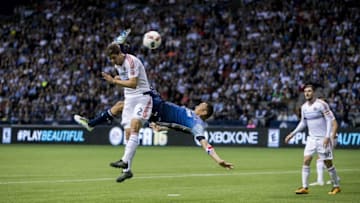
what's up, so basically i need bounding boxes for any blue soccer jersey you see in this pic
[150,91,206,138]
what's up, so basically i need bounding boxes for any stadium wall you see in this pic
[1,125,359,149]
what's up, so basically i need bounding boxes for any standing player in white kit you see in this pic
[285,83,341,195]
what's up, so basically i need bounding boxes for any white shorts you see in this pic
[304,136,333,160]
[121,94,153,129]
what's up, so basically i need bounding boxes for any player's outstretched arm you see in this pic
[284,133,294,144]
[150,123,233,169]
[199,139,234,170]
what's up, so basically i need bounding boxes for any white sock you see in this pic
[123,160,132,173]
[327,166,340,187]
[122,134,138,171]
[316,159,324,183]
[302,165,310,188]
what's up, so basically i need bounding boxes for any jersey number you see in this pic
[137,108,143,116]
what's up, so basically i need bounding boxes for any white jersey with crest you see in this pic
[292,98,335,138]
[114,54,150,97]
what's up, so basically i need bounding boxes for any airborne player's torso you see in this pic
[114,54,150,97]
[151,96,207,138]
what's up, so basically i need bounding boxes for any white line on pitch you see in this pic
[0,169,358,185]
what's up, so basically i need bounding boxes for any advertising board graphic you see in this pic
[0,125,358,149]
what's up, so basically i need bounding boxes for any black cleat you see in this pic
[116,171,133,183]
[110,159,128,169]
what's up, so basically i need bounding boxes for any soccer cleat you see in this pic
[113,29,131,44]
[295,187,309,194]
[328,187,341,195]
[110,159,128,169]
[116,170,133,183]
[309,181,324,186]
[74,115,94,132]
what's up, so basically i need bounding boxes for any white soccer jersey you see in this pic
[114,54,150,97]
[292,99,335,138]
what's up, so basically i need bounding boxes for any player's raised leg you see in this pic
[73,115,94,132]
[74,101,124,132]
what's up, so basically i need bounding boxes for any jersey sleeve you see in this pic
[290,105,307,135]
[191,123,205,138]
[319,101,335,138]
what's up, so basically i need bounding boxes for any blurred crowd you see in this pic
[0,0,359,128]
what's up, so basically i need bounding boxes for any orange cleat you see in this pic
[328,187,341,195]
[295,187,309,194]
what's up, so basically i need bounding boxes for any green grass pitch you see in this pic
[0,145,359,203]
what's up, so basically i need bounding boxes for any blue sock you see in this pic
[88,109,113,127]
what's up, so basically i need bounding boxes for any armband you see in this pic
[206,145,214,155]
[196,136,206,142]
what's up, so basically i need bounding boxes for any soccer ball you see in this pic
[142,31,161,49]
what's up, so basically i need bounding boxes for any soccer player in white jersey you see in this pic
[285,84,341,195]
[102,43,153,182]
[74,29,152,183]
[76,41,152,183]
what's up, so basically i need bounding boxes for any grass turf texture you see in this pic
[0,145,359,203]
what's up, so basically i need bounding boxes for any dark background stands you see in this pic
[0,0,359,128]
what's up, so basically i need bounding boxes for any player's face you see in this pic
[195,102,208,116]
[304,87,314,101]
[109,54,124,66]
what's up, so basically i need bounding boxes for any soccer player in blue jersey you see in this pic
[75,90,233,180]
[148,90,233,169]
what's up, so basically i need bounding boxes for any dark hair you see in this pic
[304,82,323,91]
[205,103,214,119]
[304,83,315,91]
[106,43,122,56]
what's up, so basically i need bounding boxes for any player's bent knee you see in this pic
[111,101,124,115]
[303,156,312,165]
[324,159,333,168]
